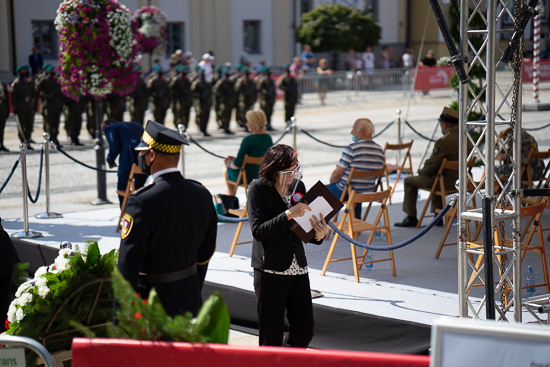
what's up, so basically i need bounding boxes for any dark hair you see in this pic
[259,144,298,183]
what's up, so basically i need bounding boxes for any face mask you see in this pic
[352,136,359,143]
[137,153,152,176]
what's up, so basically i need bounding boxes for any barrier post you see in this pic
[396,109,402,164]
[11,143,42,239]
[177,124,186,177]
[290,116,297,150]
[91,99,110,205]
[36,132,62,219]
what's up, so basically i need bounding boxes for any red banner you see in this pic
[522,60,550,82]
[413,66,456,91]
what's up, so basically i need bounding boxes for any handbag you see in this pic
[213,194,240,221]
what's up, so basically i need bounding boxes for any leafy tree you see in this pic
[297,4,381,52]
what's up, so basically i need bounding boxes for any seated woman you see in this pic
[224,110,273,194]
[496,127,544,184]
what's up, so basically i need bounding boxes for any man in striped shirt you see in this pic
[326,118,385,218]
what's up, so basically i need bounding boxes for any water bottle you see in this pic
[365,254,374,271]
[526,265,536,297]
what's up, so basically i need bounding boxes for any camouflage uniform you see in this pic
[63,96,85,145]
[0,81,10,151]
[277,69,298,123]
[147,70,170,125]
[35,66,64,145]
[11,66,37,145]
[256,68,276,130]
[84,96,106,138]
[169,66,192,131]
[234,68,256,128]
[191,69,212,136]
[213,70,235,134]
[128,72,148,126]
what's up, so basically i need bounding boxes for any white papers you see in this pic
[293,196,332,232]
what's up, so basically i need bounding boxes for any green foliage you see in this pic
[296,4,381,52]
[109,269,230,344]
[6,242,116,367]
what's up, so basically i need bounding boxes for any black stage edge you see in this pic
[202,281,431,354]
[12,239,430,354]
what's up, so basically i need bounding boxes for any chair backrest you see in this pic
[340,165,386,201]
[521,150,550,188]
[383,140,414,170]
[229,155,264,195]
[348,187,391,206]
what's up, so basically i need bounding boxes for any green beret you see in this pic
[44,64,54,72]
[241,66,249,73]
[259,66,270,74]
[16,65,29,73]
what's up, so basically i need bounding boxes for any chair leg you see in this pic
[321,234,340,276]
[350,241,360,282]
[417,192,435,228]
[435,212,455,259]
[228,221,244,257]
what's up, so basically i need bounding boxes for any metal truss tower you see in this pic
[457,0,526,321]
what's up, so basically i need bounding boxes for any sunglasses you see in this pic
[279,163,301,175]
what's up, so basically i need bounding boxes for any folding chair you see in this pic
[226,155,264,196]
[325,166,385,239]
[417,158,459,228]
[116,164,144,232]
[383,140,414,204]
[227,155,264,256]
[519,151,550,240]
[321,188,395,282]
[467,200,550,297]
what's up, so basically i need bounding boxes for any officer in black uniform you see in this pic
[117,120,217,316]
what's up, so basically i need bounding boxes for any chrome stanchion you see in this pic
[177,124,186,177]
[290,116,297,150]
[36,133,62,219]
[11,143,42,239]
[396,109,402,164]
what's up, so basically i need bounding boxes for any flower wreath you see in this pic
[132,6,168,55]
[54,0,139,100]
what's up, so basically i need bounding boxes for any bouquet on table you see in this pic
[54,0,139,100]
[132,6,168,55]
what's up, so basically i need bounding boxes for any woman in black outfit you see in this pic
[247,144,327,347]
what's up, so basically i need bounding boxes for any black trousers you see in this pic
[253,269,314,347]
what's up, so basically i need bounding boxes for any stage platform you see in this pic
[4,182,549,354]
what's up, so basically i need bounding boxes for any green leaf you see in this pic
[86,241,100,265]
[193,292,230,344]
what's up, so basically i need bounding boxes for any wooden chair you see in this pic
[226,155,264,196]
[467,200,550,297]
[416,159,459,228]
[116,164,144,232]
[383,140,414,204]
[321,188,395,282]
[520,150,550,189]
[226,155,264,257]
[325,166,386,239]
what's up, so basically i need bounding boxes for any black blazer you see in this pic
[248,179,322,272]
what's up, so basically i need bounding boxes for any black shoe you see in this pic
[394,216,418,227]
[223,128,234,135]
[28,139,36,144]
[52,139,62,148]
[202,131,212,137]
[266,125,274,131]
[72,140,84,146]
[0,145,9,152]
[26,145,34,150]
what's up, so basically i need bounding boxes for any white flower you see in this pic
[59,248,72,257]
[7,303,17,323]
[54,256,70,272]
[34,266,49,279]
[15,308,25,322]
[18,292,33,307]
[15,282,32,298]
[35,277,47,287]
[38,286,50,298]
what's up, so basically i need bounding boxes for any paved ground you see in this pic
[1,87,550,345]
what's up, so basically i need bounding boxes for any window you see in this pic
[243,20,261,54]
[300,0,313,14]
[166,22,184,55]
[364,0,378,21]
[31,21,57,58]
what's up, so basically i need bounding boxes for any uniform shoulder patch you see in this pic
[121,213,134,239]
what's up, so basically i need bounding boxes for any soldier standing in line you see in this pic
[169,65,192,131]
[277,64,298,124]
[211,65,223,130]
[0,79,10,151]
[35,64,64,147]
[128,66,148,126]
[107,92,125,122]
[84,95,106,138]
[147,65,170,125]
[213,68,235,135]
[11,65,37,148]
[256,66,276,131]
[234,66,256,131]
[191,66,212,137]
[63,96,85,146]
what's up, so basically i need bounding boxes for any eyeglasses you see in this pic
[279,163,301,176]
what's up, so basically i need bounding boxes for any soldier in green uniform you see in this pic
[11,65,37,148]
[169,65,192,131]
[128,66,148,126]
[211,65,223,130]
[147,65,170,125]
[191,66,212,137]
[107,92,125,122]
[213,68,235,134]
[35,64,64,146]
[234,66,256,130]
[63,96,85,146]
[256,67,276,131]
[277,64,298,124]
[395,107,471,227]
[0,80,10,151]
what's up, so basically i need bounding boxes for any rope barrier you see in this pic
[272,125,292,145]
[187,135,226,159]
[55,145,117,173]
[0,153,21,195]
[216,198,454,250]
[298,127,347,148]
[403,118,437,142]
[373,120,395,138]
[26,145,44,204]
